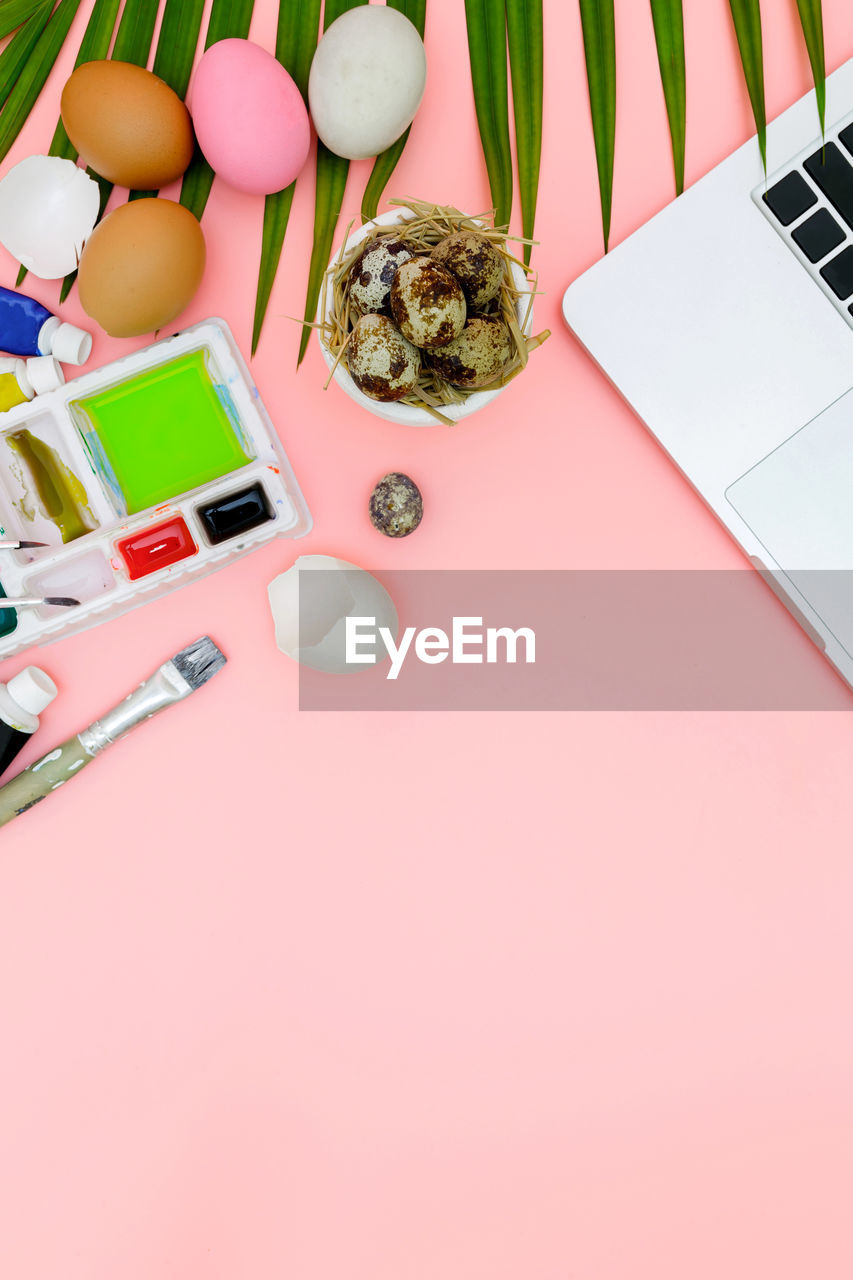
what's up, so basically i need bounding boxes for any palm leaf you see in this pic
[151,0,205,96]
[17,0,117,285]
[0,0,83,166]
[506,0,542,264]
[251,0,321,354]
[579,0,616,251]
[0,0,50,42]
[297,0,369,367]
[650,0,685,195]
[464,0,513,230]
[361,0,427,224]
[17,0,120,286]
[0,1,54,110]
[727,0,766,172]
[111,0,158,63]
[179,0,255,222]
[5,0,62,287]
[298,142,350,365]
[795,0,825,137]
[129,0,206,200]
[49,0,121,161]
[57,0,158,301]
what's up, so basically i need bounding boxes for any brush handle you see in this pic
[0,735,90,828]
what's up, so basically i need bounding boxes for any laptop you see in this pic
[562,57,853,689]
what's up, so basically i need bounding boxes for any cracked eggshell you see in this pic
[268,554,398,674]
[0,156,100,278]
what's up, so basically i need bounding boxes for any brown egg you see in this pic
[78,199,206,338]
[61,61,194,189]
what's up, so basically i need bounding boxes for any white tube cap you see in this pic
[6,666,57,717]
[50,321,92,366]
[25,355,65,395]
[0,357,34,400]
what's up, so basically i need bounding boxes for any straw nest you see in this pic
[319,197,550,425]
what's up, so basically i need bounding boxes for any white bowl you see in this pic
[316,208,534,427]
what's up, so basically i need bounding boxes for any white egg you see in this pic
[308,6,427,161]
[0,156,100,279]
[268,554,398,674]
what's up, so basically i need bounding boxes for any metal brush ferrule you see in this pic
[78,663,191,754]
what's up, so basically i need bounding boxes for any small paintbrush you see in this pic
[0,540,47,550]
[0,636,227,828]
[1,596,80,610]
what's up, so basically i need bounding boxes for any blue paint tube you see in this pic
[0,286,91,365]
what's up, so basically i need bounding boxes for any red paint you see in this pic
[117,517,197,580]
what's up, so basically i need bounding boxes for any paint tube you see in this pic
[0,286,91,365]
[0,356,64,411]
[0,666,57,777]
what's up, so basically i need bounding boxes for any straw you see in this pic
[317,197,549,424]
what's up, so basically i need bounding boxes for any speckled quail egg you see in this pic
[347,313,421,402]
[390,257,467,349]
[369,472,423,537]
[349,237,416,314]
[428,315,513,388]
[431,231,504,310]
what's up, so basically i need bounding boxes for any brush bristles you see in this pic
[170,636,227,690]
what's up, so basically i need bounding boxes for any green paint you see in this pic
[7,429,95,543]
[71,351,251,515]
[0,582,17,638]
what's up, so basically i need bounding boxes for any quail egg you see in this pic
[390,257,466,349]
[349,237,416,314]
[369,472,423,537]
[428,316,513,388]
[431,231,504,310]
[347,313,421,402]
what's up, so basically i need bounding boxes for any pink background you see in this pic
[1,1,853,1275]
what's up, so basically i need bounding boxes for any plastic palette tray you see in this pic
[0,317,311,657]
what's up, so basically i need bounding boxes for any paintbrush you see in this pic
[0,636,226,828]
[1,595,80,609]
[0,540,47,550]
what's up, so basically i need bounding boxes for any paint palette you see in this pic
[0,318,311,655]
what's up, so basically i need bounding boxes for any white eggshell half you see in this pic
[0,156,101,279]
[269,554,399,674]
[308,7,426,161]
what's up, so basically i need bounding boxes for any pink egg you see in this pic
[190,39,310,195]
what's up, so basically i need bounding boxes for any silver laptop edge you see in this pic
[563,58,853,689]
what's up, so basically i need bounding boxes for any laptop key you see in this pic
[839,123,853,157]
[820,245,853,299]
[762,170,817,225]
[792,208,846,262]
[803,142,853,229]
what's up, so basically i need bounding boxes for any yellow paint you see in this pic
[0,372,27,412]
[6,430,95,543]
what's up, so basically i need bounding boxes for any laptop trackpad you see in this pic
[727,387,853,655]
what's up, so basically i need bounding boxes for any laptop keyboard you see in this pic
[757,126,853,320]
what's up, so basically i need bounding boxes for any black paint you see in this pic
[0,721,29,777]
[197,482,274,544]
